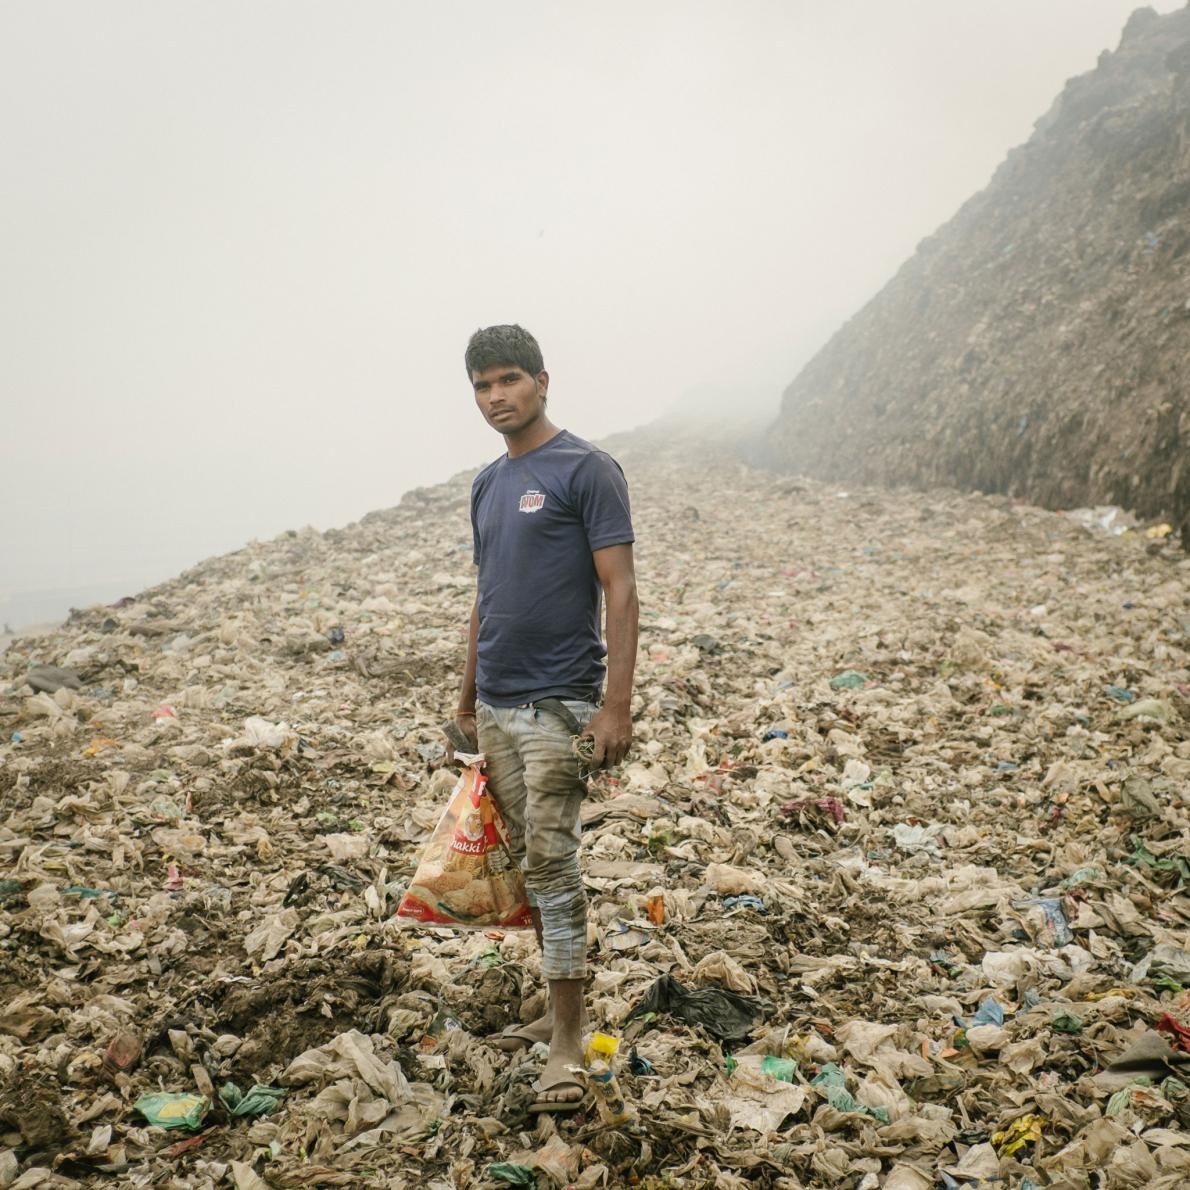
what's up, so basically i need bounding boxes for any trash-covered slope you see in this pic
[1,430,1189,1189]
[769,4,1190,542]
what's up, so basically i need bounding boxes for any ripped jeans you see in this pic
[476,698,595,982]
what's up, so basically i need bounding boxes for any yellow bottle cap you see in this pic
[587,1031,620,1060]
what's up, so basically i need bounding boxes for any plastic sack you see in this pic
[133,1091,209,1130]
[396,757,532,929]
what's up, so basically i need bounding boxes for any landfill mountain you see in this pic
[768,4,1190,542]
[0,426,1188,1188]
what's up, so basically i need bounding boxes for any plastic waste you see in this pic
[628,1048,654,1076]
[991,1113,1046,1157]
[1119,697,1174,722]
[396,757,532,929]
[571,1032,635,1126]
[25,664,83,693]
[1050,1011,1084,1033]
[487,1163,536,1186]
[829,669,868,690]
[1012,896,1074,947]
[133,1091,209,1130]
[810,1063,890,1123]
[103,1030,142,1075]
[1156,1013,1190,1054]
[626,974,766,1042]
[3,430,1188,1186]
[727,1054,798,1082]
[219,1082,288,1116]
[969,996,1005,1027]
[1131,944,1190,986]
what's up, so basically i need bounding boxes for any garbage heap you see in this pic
[768,5,1190,541]
[1,429,1188,1189]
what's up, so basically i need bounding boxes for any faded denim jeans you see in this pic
[475,698,596,982]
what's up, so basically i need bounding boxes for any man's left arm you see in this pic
[586,542,638,767]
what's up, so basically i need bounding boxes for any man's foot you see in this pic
[491,1013,552,1053]
[530,1047,588,1114]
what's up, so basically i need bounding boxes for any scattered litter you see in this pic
[1,437,1187,1185]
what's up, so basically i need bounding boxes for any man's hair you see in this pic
[464,324,544,378]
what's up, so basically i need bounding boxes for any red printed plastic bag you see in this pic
[396,758,533,929]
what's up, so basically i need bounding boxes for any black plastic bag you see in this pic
[626,974,766,1041]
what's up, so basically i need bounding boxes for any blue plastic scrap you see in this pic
[970,996,1005,1027]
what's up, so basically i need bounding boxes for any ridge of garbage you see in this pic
[768,4,1190,543]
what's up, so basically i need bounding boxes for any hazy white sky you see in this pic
[1,0,1180,624]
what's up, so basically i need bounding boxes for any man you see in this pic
[451,324,638,1114]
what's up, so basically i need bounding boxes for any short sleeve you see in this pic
[572,451,634,552]
[470,476,482,565]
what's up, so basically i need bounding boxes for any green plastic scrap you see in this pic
[829,670,868,691]
[487,1163,536,1186]
[1127,836,1190,882]
[218,1081,288,1117]
[1106,1077,1153,1117]
[133,1091,209,1130]
[759,1055,798,1082]
[1050,1011,1084,1034]
[810,1062,890,1123]
[725,1054,798,1082]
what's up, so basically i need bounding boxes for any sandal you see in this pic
[530,1074,590,1115]
[490,1024,546,1053]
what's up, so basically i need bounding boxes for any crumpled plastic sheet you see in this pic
[0,431,1187,1187]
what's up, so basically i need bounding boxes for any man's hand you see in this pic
[444,711,478,762]
[583,705,632,769]
[590,543,637,771]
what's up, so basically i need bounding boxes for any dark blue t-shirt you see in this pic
[471,430,634,707]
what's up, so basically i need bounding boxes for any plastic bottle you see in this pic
[571,1032,635,1125]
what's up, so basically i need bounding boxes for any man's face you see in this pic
[471,363,548,436]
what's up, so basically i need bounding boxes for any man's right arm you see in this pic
[453,594,480,752]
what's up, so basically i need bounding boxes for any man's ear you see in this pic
[537,370,549,402]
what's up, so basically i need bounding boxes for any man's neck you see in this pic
[505,417,561,459]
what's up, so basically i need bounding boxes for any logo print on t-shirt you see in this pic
[518,489,546,514]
